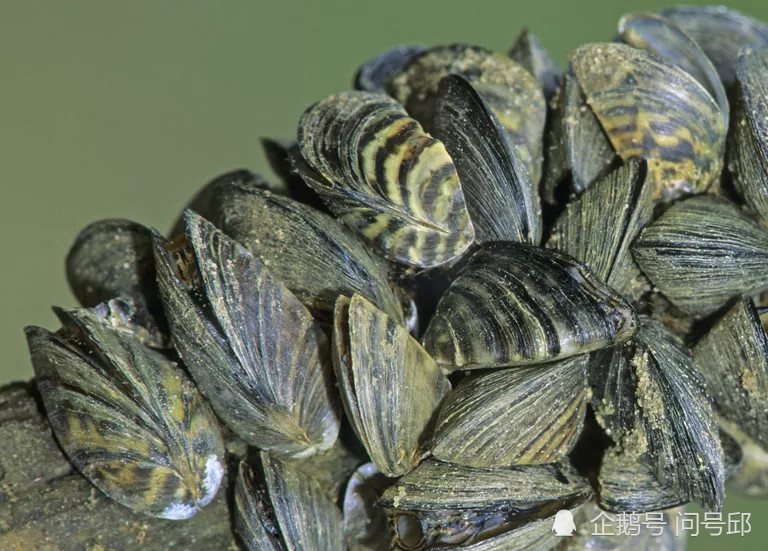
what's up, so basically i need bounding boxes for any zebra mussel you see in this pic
[18,4,768,550]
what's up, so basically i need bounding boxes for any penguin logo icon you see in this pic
[552,509,576,536]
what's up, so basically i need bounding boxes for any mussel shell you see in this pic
[547,159,653,296]
[332,294,451,477]
[508,29,561,101]
[343,462,393,551]
[541,72,617,202]
[588,318,725,510]
[234,455,345,551]
[387,44,547,184]
[658,5,768,88]
[431,356,588,467]
[693,296,768,450]
[354,45,427,93]
[377,459,591,550]
[260,138,327,211]
[633,195,768,316]
[728,49,768,222]
[570,43,725,200]
[66,219,167,346]
[296,91,475,268]
[154,211,340,457]
[209,179,404,322]
[618,12,729,128]
[422,243,638,370]
[26,299,225,519]
[722,420,768,497]
[433,74,541,246]
[597,447,685,513]
[168,169,282,237]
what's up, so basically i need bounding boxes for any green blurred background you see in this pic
[1,1,766,548]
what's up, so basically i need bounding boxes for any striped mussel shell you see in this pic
[547,159,653,296]
[234,455,345,551]
[376,459,591,551]
[422,243,638,370]
[343,462,393,551]
[658,5,768,88]
[432,74,541,246]
[568,42,726,200]
[332,294,451,477]
[632,195,768,316]
[206,178,404,323]
[154,210,341,457]
[430,355,588,467]
[728,49,768,222]
[693,296,768,450]
[508,29,562,102]
[295,91,474,268]
[588,317,725,510]
[25,299,225,519]
[386,44,547,184]
[66,219,167,347]
[618,12,729,129]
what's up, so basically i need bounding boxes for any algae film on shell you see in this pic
[11,4,768,550]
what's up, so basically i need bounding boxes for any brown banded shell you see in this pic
[569,43,726,200]
[25,299,225,519]
[66,219,167,346]
[693,296,768,449]
[387,44,547,184]
[728,49,768,222]
[547,159,653,296]
[658,5,768,88]
[431,355,588,467]
[618,12,729,128]
[154,211,340,457]
[376,459,591,551]
[332,294,451,477]
[588,317,725,510]
[234,455,345,551]
[296,91,474,268]
[208,180,404,323]
[422,243,638,370]
[541,72,618,202]
[508,29,561,101]
[343,462,393,551]
[632,195,768,316]
[433,74,541,246]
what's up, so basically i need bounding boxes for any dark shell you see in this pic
[209,180,404,323]
[354,45,427,93]
[26,299,225,519]
[570,43,725,200]
[260,138,327,211]
[433,74,541,246]
[618,12,729,128]
[693,296,768,449]
[377,459,591,550]
[728,49,768,222]
[431,355,588,467]
[332,294,450,477]
[154,211,340,457]
[547,159,653,296]
[234,456,345,551]
[508,29,561,101]
[66,219,167,346]
[422,243,638,370]
[722,420,768,497]
[658,5,768,88]
[633,195,768,316]
[387,44,547,185]
[588,318,725,510]
[296,91,475,268]
[343,462,392,551]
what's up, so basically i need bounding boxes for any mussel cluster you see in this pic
[24,5,768,551]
